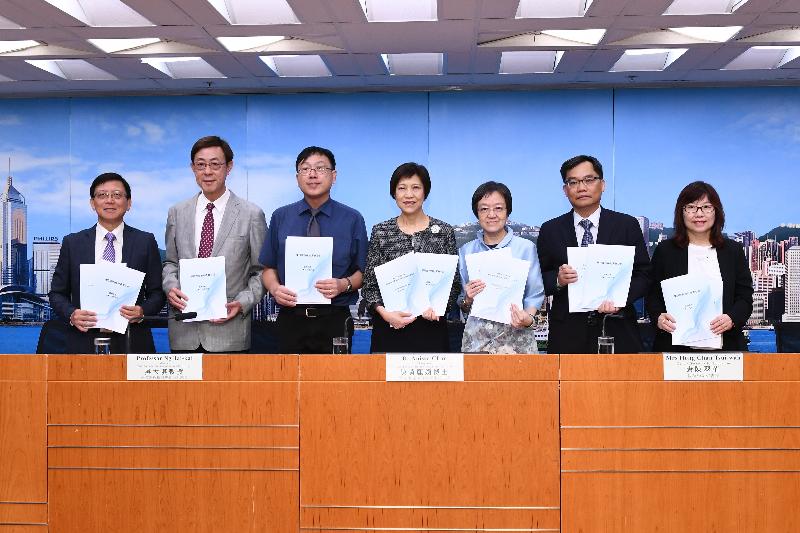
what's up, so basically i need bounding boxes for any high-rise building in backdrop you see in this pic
[0,173,28,287]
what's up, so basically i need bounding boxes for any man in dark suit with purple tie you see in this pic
[49,173,165,353]
[537,155,651,354]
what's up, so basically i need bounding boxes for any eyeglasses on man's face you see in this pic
[564,176,602,189]
[93,191,127,201]
[297,166,333,176]
[683,204,715,214]
[192,161,226,171]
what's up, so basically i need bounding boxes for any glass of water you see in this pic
[332,337,349,355]
[597,336,615,354]
[94,337,112,355]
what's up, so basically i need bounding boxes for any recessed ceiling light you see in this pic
[0,40,40,54]
[610,48,688,71]
[217,36,285,52]
[260,55,332,77]
[382,53,443,75]
[207,0,298,24]
[89,38,161,53]
[724,46,800,70]
[0,15,22,29]
[500,51,565,73]
[669,26,742,42]
[26,59,117,80]
[359,0,437,22]
[141,57,226,78]
[540,29,605,45]
[42,0,153,27]
[664,0,749,15]
[517,0,594,18]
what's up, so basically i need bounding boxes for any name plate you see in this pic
[663,352,743,381]
[386,353,464,382]
[127,353,203,381]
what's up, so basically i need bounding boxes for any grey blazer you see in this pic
[162,191,267,351]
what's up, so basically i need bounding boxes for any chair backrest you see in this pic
[36,319,70,354]
[775,322,800,353]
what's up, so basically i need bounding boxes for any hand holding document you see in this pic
[661,273,723,349]
[375,252,458,317]
[80,263,146,334]
[465,250,529,325]
[179,256,227,322]
[285,236,333,305]
[567,244,635,313]
[415,253,459,316]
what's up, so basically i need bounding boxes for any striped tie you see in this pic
[102,232,116,262]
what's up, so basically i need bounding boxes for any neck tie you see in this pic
[198,203,215,258]
[307,208,321,237]
[102,232,116,262]
[579,219,594,247]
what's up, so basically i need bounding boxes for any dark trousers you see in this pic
[65,323,156,354]
[276,305,353,354]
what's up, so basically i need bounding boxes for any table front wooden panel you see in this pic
[47,355,299,533]
[299,355,561,532]
[0,355,46,531]
[560,354,800,533]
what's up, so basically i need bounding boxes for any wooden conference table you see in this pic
[2,353,799,532]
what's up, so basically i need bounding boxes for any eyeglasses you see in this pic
[477,206,507,216]
[193,161,226,171]
[297,166,333,176]
[93,191,127,201]
[564,176,602,188]
[684,204,715,214]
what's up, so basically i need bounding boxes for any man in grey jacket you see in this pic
[162,135,267,353]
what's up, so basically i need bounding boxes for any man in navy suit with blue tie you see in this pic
[537,155,651,354]
[49,172,165,353]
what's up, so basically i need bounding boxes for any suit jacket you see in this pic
[49,224,166,353]
[647,238,753,351]
[537,207,651,354]
[162,191,267,352]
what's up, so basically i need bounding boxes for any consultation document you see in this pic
[567,244,634,313]
[179,256,227,321]
[285,236,333,305]
[80,263,145,334]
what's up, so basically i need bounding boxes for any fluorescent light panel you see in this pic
[669,26,742,42]
[260,55,331,77]
[664,0,749,15]
[541,29,605,45]
[141,57,226,78]
[207,0,298,24]
[359,0,437,22]
[0,15,22,29]
[89,38,160,53]
[517,0,594,18]
[610,48,688,71]
[724,46,800,70]
[217,36,284,52]
[43,0,153,26]
[26,59,116,80]
[382,53,443,75]
[0,40,39,54]
[500,51,564,73]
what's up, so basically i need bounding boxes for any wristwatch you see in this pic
[345,276,352,293]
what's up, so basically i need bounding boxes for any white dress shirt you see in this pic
[572,206,601,245]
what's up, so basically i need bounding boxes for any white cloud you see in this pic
[0,115,21,126]
[125,120,166,144]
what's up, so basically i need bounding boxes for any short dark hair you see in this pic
[389,162,431,199]
[90,172,131,199]
[673,181,726,248]
[190,136,233,163]
[471,181,512,218]
[296,146,336,171]
[560,154,604,183]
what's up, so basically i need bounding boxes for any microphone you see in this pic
[173,311,198,321]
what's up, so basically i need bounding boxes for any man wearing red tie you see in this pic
[49,173,165,353]
[161,136,267,353]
